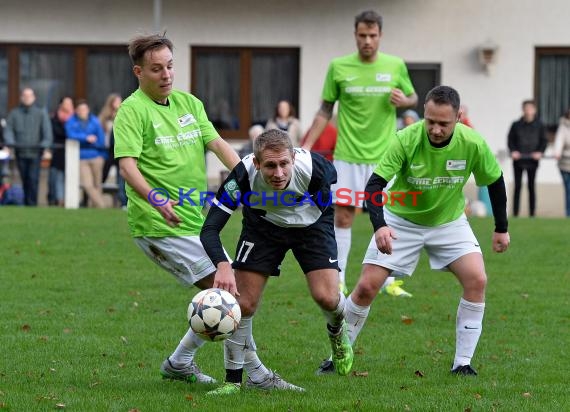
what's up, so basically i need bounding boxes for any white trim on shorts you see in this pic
[134,236,228,286]
[362,210,482,276]
[332,160,377,208]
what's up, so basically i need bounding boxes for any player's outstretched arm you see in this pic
[207,136,240,171]
[365,172,397,254]
[301,101,335,150]
[487,173,509,253]
[200,202,237,295]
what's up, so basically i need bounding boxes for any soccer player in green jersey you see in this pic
[114,34,295,390]
[342,85,510,375]
[302,10,418,300]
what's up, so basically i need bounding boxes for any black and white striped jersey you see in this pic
[213,148,336,227]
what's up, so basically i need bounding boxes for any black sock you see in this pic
[225,368,243,384]
[327,323,341,335]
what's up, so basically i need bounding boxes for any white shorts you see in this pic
[134,236,218,286]
[362,210,482,276]
[332,160,377,208]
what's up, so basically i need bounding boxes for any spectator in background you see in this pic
[107,128,127,209]
[399,109,420,129]
[99,93,123,183]
[4,87,53,206]
[238,124,264,158]
[507,100,547,217]
[301,118,337,161]
[48,96,74,207]
[65,99,106,208]
[0,119,9,184]
[554,108,570,217]
[265,100,302,146]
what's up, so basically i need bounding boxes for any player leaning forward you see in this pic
[337,85,510,376]
[113,34,296,390]
[200,129,354,395]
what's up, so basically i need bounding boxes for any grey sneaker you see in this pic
[160,358,217,384]
[246,370,305,392]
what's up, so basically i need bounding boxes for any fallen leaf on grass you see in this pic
[128,409,140,412]
[522,392,531,398]
[401,315,413,325]
[474,393,482,399]
[55,403,65,409]
[351,371,368,377]
[185,395,193,401]
[21,324,31,332]
[520,293,529,299]
[63,328,72,334]
[414,370,424,377]
[39,336,49,342]
[120,336,128,344]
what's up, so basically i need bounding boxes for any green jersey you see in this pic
[114,89,219,237]
[375,122,501,226]
[322,52,415,164]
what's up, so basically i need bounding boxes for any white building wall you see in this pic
[1,0,569,189]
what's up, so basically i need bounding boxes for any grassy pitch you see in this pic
[0,208,568,411]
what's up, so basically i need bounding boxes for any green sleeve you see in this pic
[374,135,406,182]
[113,105,143,159]
[398,62,415,97]
[321,62,339,103]
[473,139,502,186]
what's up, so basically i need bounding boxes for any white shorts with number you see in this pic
[134,236,221,286]
[331,160,377,208]
[362,210,482,276]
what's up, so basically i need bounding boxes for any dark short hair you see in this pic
[74,98,88,108]
[128,33,173,66]
[522,100,536,108]
[425,86,460,112]
[355,10,383,31]
[253,129,294,161]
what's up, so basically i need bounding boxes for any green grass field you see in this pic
[1,208,569,411]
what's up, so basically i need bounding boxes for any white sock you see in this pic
[335,226,351,285]
[453,298,485,369]
[169,327,205,367]
[224,316,251,370]
[242,319,271,382]
[321,292,346,331]
[345,294,371,344]
[381,277,395,288]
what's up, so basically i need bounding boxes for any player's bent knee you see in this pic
[352,281,378,304]
[237,299,258,317]
[312,292,339,311]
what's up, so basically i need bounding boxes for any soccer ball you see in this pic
[188,288,241,342]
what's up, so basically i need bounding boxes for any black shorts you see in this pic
[232,207,339,276]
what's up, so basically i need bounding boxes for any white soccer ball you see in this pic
[188,288,241,342]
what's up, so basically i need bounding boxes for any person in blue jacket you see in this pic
[65,99,106,208]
